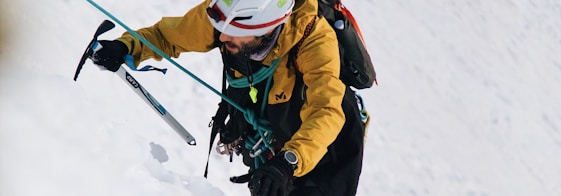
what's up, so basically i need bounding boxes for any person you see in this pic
[92,0,366,195]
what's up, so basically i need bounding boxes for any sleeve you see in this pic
[281,17,346,177]
[116,0,217,66]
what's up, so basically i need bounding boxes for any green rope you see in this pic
[226,63,279,88]
[226,60,280,168]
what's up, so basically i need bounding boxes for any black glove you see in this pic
[90,40,128,72]
[247,152,295,196]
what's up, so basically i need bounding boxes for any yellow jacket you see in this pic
[117,0,345,177]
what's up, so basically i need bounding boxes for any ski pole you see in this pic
[74,20,196,146]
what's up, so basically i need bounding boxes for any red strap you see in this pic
[335,2,366,45]
[292,17,316,70]
[208,4,291,30]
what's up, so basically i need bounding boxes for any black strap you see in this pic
[204,65,229,178]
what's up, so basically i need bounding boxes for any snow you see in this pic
[2,0,561,195]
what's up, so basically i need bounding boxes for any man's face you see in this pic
[219,33,263,54]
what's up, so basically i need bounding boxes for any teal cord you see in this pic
[226,63,278,88]
[235,60,280,168]
[260,60,278,115]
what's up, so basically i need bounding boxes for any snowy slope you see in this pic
[2,0,561,196]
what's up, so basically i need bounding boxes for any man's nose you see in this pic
[219,33,233,42]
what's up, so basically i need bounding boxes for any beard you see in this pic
[223,37,264,55]
[222,37,266,76]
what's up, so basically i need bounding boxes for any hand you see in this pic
[248,152,294,196]
[90,40,128,72]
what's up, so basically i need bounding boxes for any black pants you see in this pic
[289,88,366,196]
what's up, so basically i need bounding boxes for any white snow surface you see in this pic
[2,0,561,195]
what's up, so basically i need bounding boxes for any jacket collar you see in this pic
[262,0,318,66]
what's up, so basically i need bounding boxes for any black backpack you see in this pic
[291,0,377,89]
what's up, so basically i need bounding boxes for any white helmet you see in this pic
[206,0,295,37]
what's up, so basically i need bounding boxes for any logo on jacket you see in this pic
[275,91,286,100]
